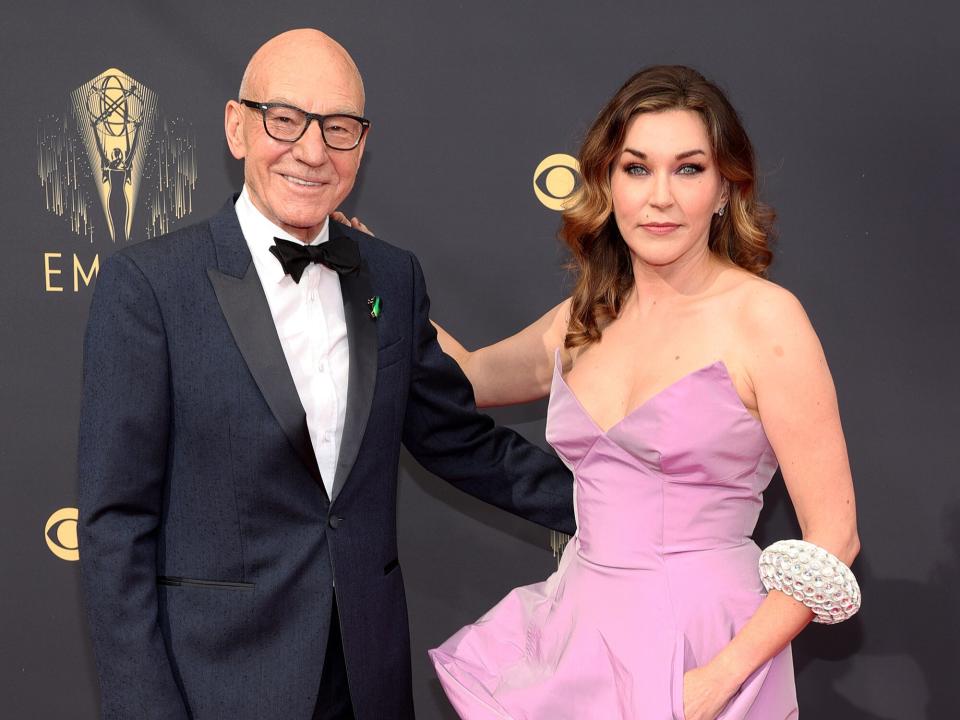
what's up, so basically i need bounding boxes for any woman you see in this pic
[425,66,860,720]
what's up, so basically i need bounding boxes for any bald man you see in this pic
[77,29,574,720]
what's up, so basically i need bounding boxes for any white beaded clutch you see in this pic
[758,539,861,624]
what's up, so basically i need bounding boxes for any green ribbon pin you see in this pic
[367,295,382,319]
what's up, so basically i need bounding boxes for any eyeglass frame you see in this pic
[239,99,370,150]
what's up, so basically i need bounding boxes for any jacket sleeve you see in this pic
[400,252,575,534]
[77,252,189,719]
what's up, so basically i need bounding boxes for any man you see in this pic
[78,29,574,720]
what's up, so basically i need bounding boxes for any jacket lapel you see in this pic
[330,222,378,503]
[206,198,327,496]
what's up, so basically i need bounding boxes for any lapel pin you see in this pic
[367,295,382,320]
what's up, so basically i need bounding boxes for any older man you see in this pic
[78,29,573,720]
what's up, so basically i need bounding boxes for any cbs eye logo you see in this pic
[45,507,79,562]
[533,153,581,211]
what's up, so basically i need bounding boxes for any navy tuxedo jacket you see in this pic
[78,198,575,720]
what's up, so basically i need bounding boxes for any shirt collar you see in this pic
[235,185,330,285]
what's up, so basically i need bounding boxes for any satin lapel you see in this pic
[331,228,378,503]
[206,199,326,496]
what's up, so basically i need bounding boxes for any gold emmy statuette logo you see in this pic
[45,507,80,562]
[533,153,581,211]
[37,68,197,246]
[73,69,157,243]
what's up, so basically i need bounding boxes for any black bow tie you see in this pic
[269,235,361,283]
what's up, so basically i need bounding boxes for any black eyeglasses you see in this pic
[239,99,370,150]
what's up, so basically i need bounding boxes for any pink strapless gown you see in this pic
[430,352,799,719]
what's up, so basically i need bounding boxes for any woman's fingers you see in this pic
[330,210,373,236]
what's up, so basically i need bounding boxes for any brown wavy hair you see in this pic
[562,65,775,349]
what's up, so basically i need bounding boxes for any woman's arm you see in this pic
[683,284,860,720]
[327,211,572,408]
[432,299,571,407]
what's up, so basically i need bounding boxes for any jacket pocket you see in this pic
[377,336,405,369]
[157,575,255,590]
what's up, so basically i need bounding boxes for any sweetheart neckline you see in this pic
[553,350,761,436]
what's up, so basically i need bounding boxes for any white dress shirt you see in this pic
[234,187,349,499]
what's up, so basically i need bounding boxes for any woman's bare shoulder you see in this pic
[723,273,826,392]
[722,272,810,333]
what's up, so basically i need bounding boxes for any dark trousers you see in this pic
[312,597,355,720]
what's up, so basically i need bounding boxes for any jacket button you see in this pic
[328,515,342,529]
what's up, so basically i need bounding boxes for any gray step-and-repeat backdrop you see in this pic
[2,1,957,718]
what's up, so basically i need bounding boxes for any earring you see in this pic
[718,206,726,217]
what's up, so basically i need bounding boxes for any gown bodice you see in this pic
[546,351,778,568]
